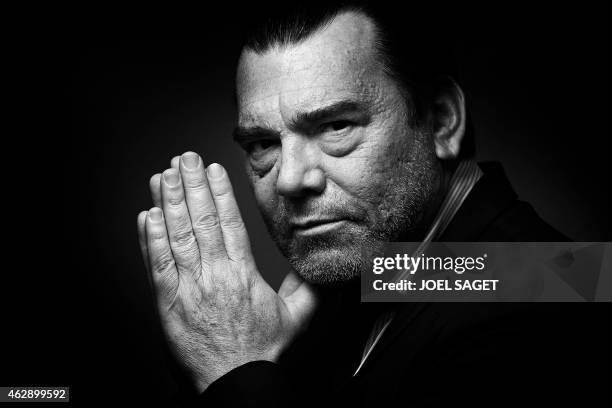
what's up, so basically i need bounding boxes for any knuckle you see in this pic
[172,227,197,247]
[183,176,207,189]
[152,253,175,274]
[211,182,231,197]
[166,195,184,207]
[148,225,167,240]
[213,189,230,198]
[220,214,245,230]
[193,213,220,231]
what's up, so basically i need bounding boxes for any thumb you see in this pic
[278,269,303,298]
[280,271,318,328]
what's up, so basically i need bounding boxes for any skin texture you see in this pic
[138,155,317,392]
[137,9,465,393]
[235,11,453,285]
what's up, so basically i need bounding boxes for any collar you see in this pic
[353,159,483,376]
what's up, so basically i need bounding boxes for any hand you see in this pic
[136,152,318,392]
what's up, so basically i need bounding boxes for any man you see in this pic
[136,4,572,406]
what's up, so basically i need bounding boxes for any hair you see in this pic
[238,1,475,158]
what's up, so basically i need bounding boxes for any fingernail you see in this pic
[149,207,163,222]
[163,169,180,187]
[207,163,224,178]
[181,152,200,170]
[149,173,161,187]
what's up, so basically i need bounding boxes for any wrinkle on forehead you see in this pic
[236,11,392,128]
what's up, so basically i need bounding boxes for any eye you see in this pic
[322,120,353,133]
[246,139,280,176]
[247,139,278,153]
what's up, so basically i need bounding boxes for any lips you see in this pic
[290,218,348,234]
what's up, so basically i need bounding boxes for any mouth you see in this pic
[291,219,348,236]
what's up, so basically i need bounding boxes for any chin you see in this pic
[267,219,388,286]
[285,232,378,287]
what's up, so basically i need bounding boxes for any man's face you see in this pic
[235,11,441,285]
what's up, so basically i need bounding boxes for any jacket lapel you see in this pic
[354,161,520,376]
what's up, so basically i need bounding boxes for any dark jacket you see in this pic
[197,162,604,407]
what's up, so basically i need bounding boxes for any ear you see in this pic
[432,79,466,160]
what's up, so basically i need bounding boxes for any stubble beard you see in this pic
[261,131,439,287]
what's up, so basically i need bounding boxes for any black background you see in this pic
[4,6,611,405]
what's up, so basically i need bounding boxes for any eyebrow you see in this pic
[291,100,368,127]
[232,126,280,146]
[233,99,369,144]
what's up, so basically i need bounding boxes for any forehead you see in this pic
[236,11,386,124]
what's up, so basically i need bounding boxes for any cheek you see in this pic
[322,151,385,210]
[248,163,281,218]
[324,123,411,204]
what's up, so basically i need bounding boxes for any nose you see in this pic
[276,136,326,198]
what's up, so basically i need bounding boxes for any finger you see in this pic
[280,271,318,328]
[137,211,150,273]
[178,152,227,262]
[160,168,202,279]
[146,207,179,309]
[171,155,180,170]
[278,269,303,298]
[206,163,252,263]
[149,173,162,208]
